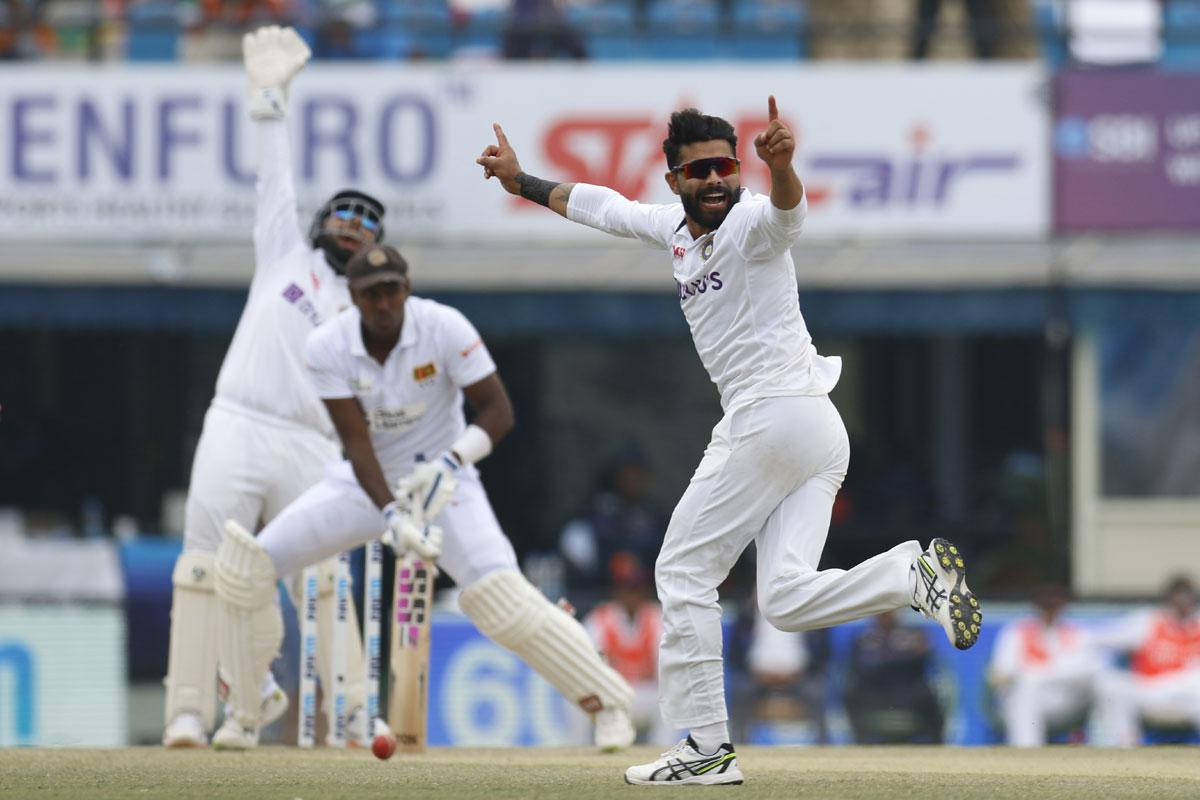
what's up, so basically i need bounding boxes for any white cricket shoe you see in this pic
[911,538,982,651]
[162,712,207,748]
[624,736,743,786]
[211,717,259,751]
[594,706,636,752]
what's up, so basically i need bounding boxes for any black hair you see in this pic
[662,108,738,170]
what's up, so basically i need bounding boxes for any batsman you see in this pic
[213,242,636,750]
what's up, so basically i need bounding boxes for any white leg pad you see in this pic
[163,551,219,729]
[215,520,283,729]
[459,569,633,713]
[315,557,366,728]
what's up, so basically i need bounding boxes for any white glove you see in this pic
[382,501,442,561]
[242,25,311,121]
[397,454,460,522]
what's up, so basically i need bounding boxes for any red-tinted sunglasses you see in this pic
[673,156,740,180]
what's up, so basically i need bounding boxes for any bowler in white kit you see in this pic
[162,25,379,749]
[212,244,637,751]
[477,97,984,785]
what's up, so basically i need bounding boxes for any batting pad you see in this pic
[459,569,634,713]
[215,520,283,729]
[163,550,219,729]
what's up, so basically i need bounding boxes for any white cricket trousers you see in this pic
[998,667,1096,746]
[1094,668,1200,746]
[257,460,519,587]
[656,395,921,730]
[184,400,340,554]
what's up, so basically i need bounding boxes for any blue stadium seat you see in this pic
[725,0,807,60]
[457,6,508,55]
[1030,0,1068,69]
[564,0,637,60]
[1163,0,1200,70]
[125,1,180,61]
[642,0,721,60]
[379,0,455,59]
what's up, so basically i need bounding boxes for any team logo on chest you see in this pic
[701,236,714,262]
[413,362,437,386]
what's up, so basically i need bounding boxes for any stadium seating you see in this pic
[378,0,455,59]
[1162,0,1200,69]
[563,0,637,60]
[642,0,722,60]
[727,0,807,60]
[125,1,180,61]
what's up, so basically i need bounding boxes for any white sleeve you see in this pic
[439,307,497,388]
[566,183,680,249]
[1086,610,1153,653]
[726,191,807,262]
[253,119,308,270]
[304,327,354,399]
[582,611,604,652]
[989,623,1022,681]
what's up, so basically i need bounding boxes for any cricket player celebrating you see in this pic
[212,244,636,750]
[163,26,378,748]
[476,99,983,785]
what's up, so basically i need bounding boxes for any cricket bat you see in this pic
[388,553,435,753]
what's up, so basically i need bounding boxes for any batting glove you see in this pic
[396,454,460,522]
[382,501,442,561]
[242,25,311,121]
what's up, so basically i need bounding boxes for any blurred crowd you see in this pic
[1,0,1192,65]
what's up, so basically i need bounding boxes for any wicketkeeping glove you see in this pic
[382,501,442,561]
[396,454,460,522]
[242,25,311,121]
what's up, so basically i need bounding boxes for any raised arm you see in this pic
[476,123,575,217]
[243,26,311,267]
[753,95,804,212]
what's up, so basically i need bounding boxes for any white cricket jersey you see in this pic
[303,296,497,484]
[567,184,841,411]
[212,119,350,438]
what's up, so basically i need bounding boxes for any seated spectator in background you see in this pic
[1092,575,1200,746]
[844,610,944,743]
[729,599,826,744]
[989,583,1099,746]
[1066,0,1162,66]
[911,0,1001,59]
[502,0,585,58]
[559,445,667,612]
[583,552,674,745]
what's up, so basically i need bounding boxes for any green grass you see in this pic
[1,745,1198,800]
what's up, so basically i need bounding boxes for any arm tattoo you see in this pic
[516,173,557,207]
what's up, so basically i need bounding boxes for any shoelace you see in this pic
[914,557,948,615]
[659,740,692,760]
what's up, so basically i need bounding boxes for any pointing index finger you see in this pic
[493,122,509,148]
[767,95,778,122]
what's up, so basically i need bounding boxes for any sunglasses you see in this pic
[332,207,382,233]
[673,156,740,180]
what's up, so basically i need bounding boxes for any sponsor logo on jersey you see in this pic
[460,339,484,358]
[368,404,426,432]
[413,363,437,382]
[676,271,723,303]
[282,282,322,327]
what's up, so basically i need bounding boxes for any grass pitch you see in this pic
[1,745,1197,800]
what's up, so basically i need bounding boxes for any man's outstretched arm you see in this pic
[477,123,574,217]
[753,95,804,212]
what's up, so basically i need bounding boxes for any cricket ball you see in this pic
[372,732,397,760]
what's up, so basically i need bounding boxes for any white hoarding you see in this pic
[0,64,1048,241]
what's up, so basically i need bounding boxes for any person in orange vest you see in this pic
[988,583,1100,746]
[583,552,676,745]
[1092,575,1200,746]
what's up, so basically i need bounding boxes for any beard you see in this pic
[680,184,739,230]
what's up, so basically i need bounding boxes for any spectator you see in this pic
[502,0,585,59]
[844,610,945,743]
[988,583,1099,746]
[583,552,675,745]
[1092,575,1200,746]
[911,0,1001,59]
[558,445,667,612]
